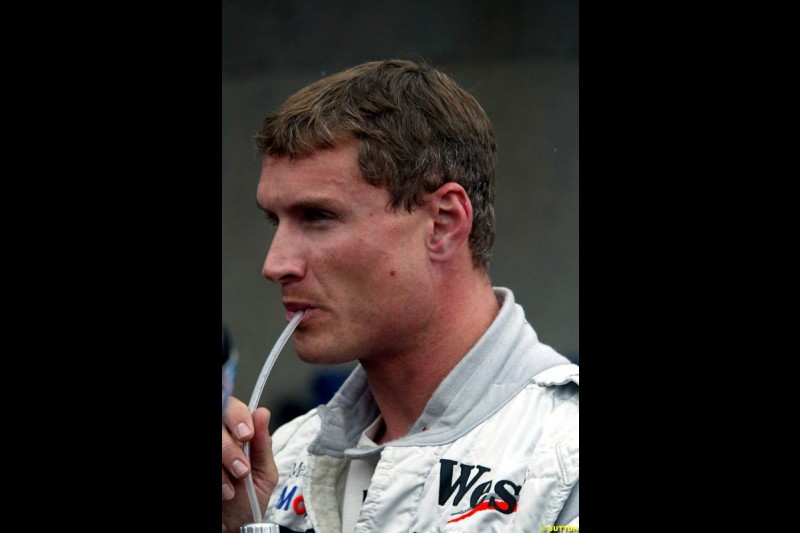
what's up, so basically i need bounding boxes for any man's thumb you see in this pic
[249,407,278,491]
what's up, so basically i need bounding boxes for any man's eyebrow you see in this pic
[257,197,344,214]
[292,197,344,212]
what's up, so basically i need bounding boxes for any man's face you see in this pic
[257,142,435,364]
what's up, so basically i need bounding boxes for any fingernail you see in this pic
[237,423,252,439]
[222,483,234,500]
[232,459,249,478]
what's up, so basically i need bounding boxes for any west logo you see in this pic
[276,485,297,511]
[438,459,521,522]
[276,485,306,515]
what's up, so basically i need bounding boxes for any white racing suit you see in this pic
[264,288,579,532]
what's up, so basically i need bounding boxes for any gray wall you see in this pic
[222,1,578,425]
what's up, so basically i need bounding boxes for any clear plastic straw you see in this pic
[243,310,305,523]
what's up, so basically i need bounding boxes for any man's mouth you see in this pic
[283,301,315,323]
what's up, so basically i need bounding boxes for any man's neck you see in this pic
[361,278,499,445]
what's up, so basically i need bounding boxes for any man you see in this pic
[222,59,578,532]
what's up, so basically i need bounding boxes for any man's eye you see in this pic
[304,209,333,223]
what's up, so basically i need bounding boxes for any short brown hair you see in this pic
[255,59,497,269]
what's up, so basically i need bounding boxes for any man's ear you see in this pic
[427,182,473,263]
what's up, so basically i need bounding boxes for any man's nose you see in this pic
[262,225,306,284]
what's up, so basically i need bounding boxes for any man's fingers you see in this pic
[222,438,251,480]
[222,413,253,482]
[223,396,255,442]
[222,469,235,501]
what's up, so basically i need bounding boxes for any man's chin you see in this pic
[295,345,352,365]
[294,342,323,363]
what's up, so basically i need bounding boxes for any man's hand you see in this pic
[222,397,279,532]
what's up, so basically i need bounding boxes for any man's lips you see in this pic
[283,302,316,323]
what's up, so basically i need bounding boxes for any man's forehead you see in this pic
[261,141,359,172]
[260,156,357,190]
[257,145,383,212]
